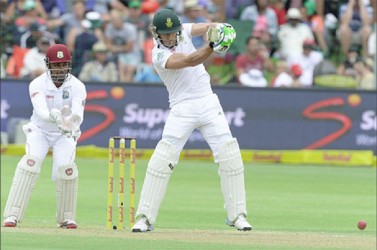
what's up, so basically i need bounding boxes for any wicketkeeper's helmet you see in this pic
[150,8,182,48]
[45,44,72,85]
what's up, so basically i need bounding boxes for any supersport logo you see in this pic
[78,90,116,142]
[302,96,358,149]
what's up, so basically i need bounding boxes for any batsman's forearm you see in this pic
[185,45,213,66]
[191,23,216,36]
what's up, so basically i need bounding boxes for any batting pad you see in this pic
[4,155,42,222]
[56,163,78,224]
[218,138,247,222]
[136,139,178,224]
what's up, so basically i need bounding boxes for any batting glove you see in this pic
[207,23,236,54]
[207,24,223,44]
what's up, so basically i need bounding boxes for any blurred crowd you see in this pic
[1,0,376,90]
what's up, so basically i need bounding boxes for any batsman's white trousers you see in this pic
[22,122,77,181]
[163,94,232,160]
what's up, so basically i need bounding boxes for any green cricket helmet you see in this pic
[150,8,182,48]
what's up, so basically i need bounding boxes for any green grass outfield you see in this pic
[1,155,376,250]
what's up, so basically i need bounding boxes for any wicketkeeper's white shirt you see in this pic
[152,23,213,108]
[29,72,86,132]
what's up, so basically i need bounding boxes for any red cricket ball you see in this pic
[357,220,367,230]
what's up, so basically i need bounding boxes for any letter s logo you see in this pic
[302,97,352,149]
[78,90,116,142]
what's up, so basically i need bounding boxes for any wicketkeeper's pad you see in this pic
[4,155,42,222]
[56,163,78,224]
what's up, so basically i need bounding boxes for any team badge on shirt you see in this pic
[157,52,164,61]
[63,90,69,99]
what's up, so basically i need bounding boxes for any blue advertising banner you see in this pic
[1,80,376,152]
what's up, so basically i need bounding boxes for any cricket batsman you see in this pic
[132,9,252,232]
[2,44,87,229]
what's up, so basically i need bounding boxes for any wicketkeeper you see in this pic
[2,44,87,229]
[132,9,252,232]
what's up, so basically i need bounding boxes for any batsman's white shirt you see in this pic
[24,73,86,180]
[152,23,213,108]
[152,23,232,161]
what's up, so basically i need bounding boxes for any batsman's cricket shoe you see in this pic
[226,214,252,231]
[3,216,17,227]
[59,219,78,229]
[132,216,154,232]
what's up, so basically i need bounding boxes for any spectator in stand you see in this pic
[277,7,314,59]
[79,41,118,82]
[368,30,375,58]
[0,17,11,78]
[164,0,184,16]
[47,0,87,43]
[300,0,329,55]
[269,0,286,26]
[127,0,151,30]
[202,1,221,22]
[180,0,210,49]
[272,61,304,87]
[251,14,273,53]
[289,63,304,87]
[86,0,128,22]
[104,9,140,82]
[225,0,254,19]
[14,0,47,45]
[238,68,269,87]
[3,0,47,24]
[314,0,348,20]
[240,0,279,43]
[313,0,349,57]
[1,0,14,52]
[2,0,21,24]
[1,0,7,22]
[66,12,104,76]
[140,0,161,15]
[1,56,6,78]
[235,36,274,87]
[40,0,66,18]
[19,36,49,78]
[336,45,361,78]
[286,39,323,87]
[125,0,151,55]
[134,64,163,84]
[354,58,376,90]
[337,0,374,58]
[20,22,56,48]
[370,0,376,58]
[272,60,293,87]
[164,0,215,17]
